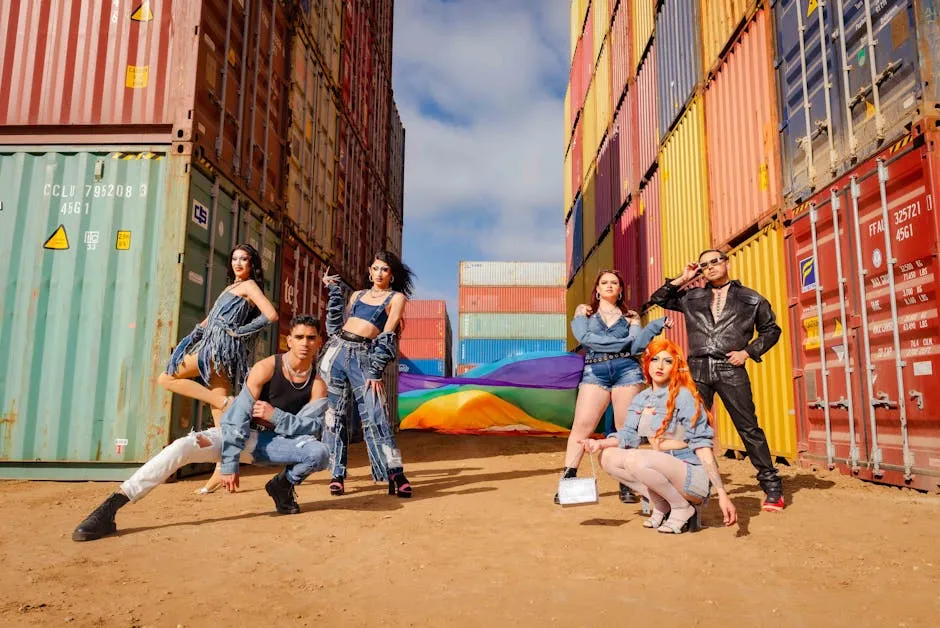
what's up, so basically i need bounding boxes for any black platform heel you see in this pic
[388,468,412,498]
[328,476,345,496]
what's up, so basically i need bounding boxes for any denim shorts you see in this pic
[580,356,643,390]
[683,463,710,501]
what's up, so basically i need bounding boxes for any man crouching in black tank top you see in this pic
[72,315,331,542]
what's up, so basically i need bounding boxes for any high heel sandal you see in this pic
[657,501,706,534]
[387,469,412,498]
[642,510,668,529]
[328,476,345,496]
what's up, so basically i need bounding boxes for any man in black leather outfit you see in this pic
[649,249,785,512]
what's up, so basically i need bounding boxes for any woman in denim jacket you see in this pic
[158,243,278,493]
[557,270,667,505]
[319,251,414,498]
[583,337,737,533]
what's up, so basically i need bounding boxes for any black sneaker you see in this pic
[265,472,301,515]
[72,493,129,541]
[762,493,785,512]
[618,483,639,504]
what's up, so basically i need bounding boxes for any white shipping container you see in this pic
[458,261,566,287]
[459,313,567,340]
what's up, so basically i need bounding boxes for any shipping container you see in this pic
[0,145,288,479]
[595,38,613,150]
[583,164,598,257]
[613,84,640,207]
[459,314,567,340]
[632,0,657,72]
[656,0,704,140]
[636,43,659,180]
[385,204,403,258]
[613,201,642,309]
[704,8,782,248]
[564,85,573,155]
[572,118,584,197]
[459,286,566,314]
[642,305,690,359]
[595,136,614,238]
[583,77,599,174]
[714,225,797,460]
[638,168,665,300]
[459,262,566,287]
[570,0,581,61]
[387,99,405,219]
[564,144,574,220]
[278,225,328,351]
[398,358,447,377]
[785,124,940,491]
[659,97,711,279]
[571,194,585,276]
[458,339,567,365]
[610,1,632,108]
[296,0,343,86]
[592,0,609,67]
[404,300,447,318]
[596,227,614,274]
[0,0,291,217]
[400,318,447,341]
[398,338,447,359]
[566,276,581,351]
[236,203,282,364]
[456,364,477,376]
[701,0,754,72]
[565,209,575,280]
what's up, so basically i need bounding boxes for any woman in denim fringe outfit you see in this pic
[158,243,278,493]
[318,251,414,498]
[583,337,737,533]
[556,269,667,505]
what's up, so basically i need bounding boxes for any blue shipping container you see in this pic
[398,358,447,377]
[571,194,584,277]
[458,339,567,364]
[656,0,703,140]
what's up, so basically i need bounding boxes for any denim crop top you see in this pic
[349,291,395,329]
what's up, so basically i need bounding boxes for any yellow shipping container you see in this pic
[715,225,797,460]
[632,0,656,72]
[701,0,753,72]
[597,227,614,272]
[583,247,601,304]
[570,0,580,61]
[566,269,587,350]
[563,144,573,219]
[564,83,572,149]
[582,162,597,257]
[582,77,598,179]
[593,0,609,65]
[595,38,612,150]
[659,97,710,278]
[300,0,343,87]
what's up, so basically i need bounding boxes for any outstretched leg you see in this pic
[157,353,230,410]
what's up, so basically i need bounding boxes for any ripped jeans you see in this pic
[119,427,329,502]
[319,336,403,481]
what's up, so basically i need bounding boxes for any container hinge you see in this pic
[829,397,849,410]
[871,391,898,409]
[870,447,884,476]
[809,398,825,410]
[909,390,924,410]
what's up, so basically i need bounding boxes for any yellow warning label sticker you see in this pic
[43,225,70,250]
[130,2,153,22]
[803,316,820,351]
[807,0,819,16]
[834,318,844,337]
[865,101,875,119]
[758,163,769,191]
[116,231,132,251]
[125,65,149,89]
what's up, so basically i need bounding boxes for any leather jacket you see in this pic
[648,279,781,362]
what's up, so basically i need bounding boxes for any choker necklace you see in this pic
[711,281,731,290]
[283,357,312,389]
[370,287,392,297]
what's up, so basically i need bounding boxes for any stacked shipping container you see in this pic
[458,263,567,372]
[0,0,404,479]
[564,0,940,491]
[399,300,453,377]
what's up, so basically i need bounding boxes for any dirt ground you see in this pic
[1,431,938,628]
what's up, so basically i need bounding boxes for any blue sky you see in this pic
[392,0,570,338]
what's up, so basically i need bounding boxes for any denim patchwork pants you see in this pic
[318,337,403,481]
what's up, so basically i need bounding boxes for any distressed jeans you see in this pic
[318,337,403,481]
[120,427,329,502]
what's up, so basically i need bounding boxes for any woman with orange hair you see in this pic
[582,337,737,533]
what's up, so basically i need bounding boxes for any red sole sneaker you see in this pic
[762,497,785,512]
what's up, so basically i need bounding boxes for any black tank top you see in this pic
[259,355,313,415]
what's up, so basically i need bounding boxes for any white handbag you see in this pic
[556,453,599,506]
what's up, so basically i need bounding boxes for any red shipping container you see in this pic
[636,42,658,181]
[610,2,632,110]
[456,364,477,376]
[785,125,940,491]
[614,86,640,207]
[595,136,614,237]
[571,119,584,196]
[638,169,664,300]
[278,227,328,350]
[400,318,447,341]
[399,338,447,360]
[404,300,447,318]
[613,201,643,309]
[459,286,566,314]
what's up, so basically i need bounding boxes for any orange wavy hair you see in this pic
[641,337,713,439]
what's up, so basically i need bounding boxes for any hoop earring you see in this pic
[595,291,600,300]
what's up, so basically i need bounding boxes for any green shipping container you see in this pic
[0,146,280,479]
[458,313,568,340]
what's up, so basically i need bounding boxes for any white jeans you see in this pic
[121,427,258,502]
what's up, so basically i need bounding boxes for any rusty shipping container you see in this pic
[0,0,291,216]
[387,99,405,218]
[295,0,343,86]
[704,9,783,248]
[277,225,329,351]
[785,124,940,492]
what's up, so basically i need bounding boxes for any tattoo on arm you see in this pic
[701,455,725,493]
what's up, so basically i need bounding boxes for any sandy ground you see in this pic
[0,431,938,628]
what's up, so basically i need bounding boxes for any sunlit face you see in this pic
[596,272,621,301]
[231,249,252,281]
[698,252,729,284]
[370,259,392,289]
[286,325,321,361]
[648,350,676,388]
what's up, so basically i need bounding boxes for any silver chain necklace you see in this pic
[283,357,312,390]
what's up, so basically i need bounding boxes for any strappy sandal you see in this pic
[657,505,697,534]
[328,477,345,496]
[642,510,668,529]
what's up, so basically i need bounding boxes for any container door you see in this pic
[236,203,280,363]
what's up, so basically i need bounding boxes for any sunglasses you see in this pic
[699,257,727,269]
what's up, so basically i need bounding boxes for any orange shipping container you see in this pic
[400,318,447,341]
[459,286,565,314]
[704,9,782,248]
[399,338,447,360]
[610,1,632,109]
[404,300,447,318]
[456,364,477,376]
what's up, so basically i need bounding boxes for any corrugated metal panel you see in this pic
[636,43,659,180]
[657,0,704,140]
[571,194,585,274]
[459,286,566,314]
[237,205,281,364]
[704,8,782,248]
[595,136,614,237]
[571,118,584,196]
[614,201,642,308]
[278,226,328,350]
[643,305,690,357]
[458,339,566,364]
[458,262,566,287]
[613,81,639,206]
[570,0,581,61]
[610,2,632,107]
[398,338,447,359]
[459,314,567,340]
[632,0,656,72]
[404,300,447,318]
[584,1,595,70]
[566,210,574,279]
[593,0,609,66]
[596,227,614,273]
[701,0,753,71]
[582,164,598,256]
[595,38,613,148]
[564,84,573,153]
[715,225,797,460]
[400,318,447,341]
[398,358,446,377]
[638,168,664,299]
[385,207,403,258]
[583,77,598,175]
[456,364,477,376]
[297,0,343,86]
[566,278,580,350]
[0,147,190,477]
[659,97,710,278]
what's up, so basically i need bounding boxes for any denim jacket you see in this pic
[220,385,328,474]
[571,313,666,358]
[611,386,713,465]
[325,282,398,380]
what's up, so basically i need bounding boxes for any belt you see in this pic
[250,421,273,432]
[340,330,371,343]
[584,351,636,365]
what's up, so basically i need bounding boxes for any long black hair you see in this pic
[227,243,265,286]
[373,250,415,298]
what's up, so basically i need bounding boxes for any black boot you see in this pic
[618,483,639,504]
[265,471,300,514]
[553,467,578,505]
[72,492,129,542]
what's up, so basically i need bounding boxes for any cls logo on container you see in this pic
[800,257,817,293]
